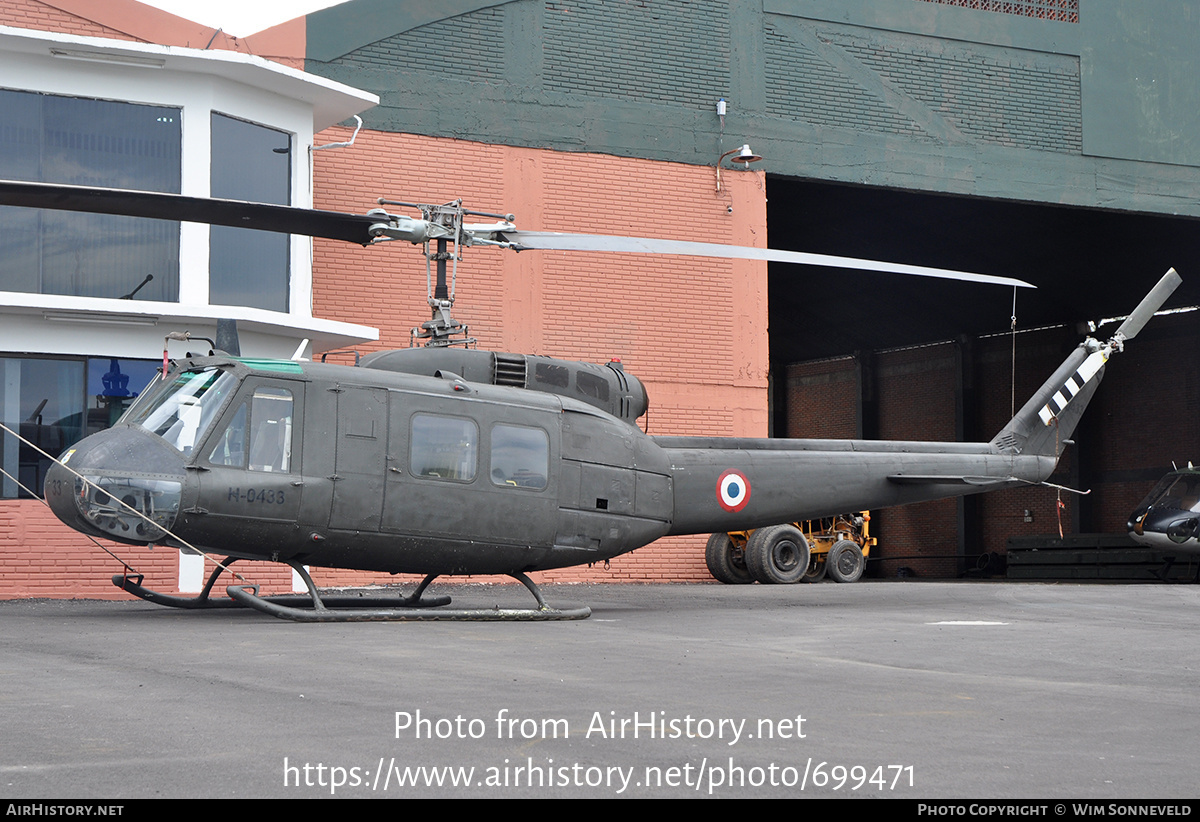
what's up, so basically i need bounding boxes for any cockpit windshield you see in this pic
[1139,473,1200,514]
[126,368,239,455]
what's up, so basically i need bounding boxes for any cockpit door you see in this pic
[329,385,388,531]
[190,379,304,550]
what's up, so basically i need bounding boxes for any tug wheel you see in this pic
[705,532,753,584]
[802,553,827,583]
[827,539,865,583]
[745,525,810,584]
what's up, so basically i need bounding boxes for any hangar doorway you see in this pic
[764,176,1200,576]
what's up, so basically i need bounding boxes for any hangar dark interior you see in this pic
[767,176,1200,365]
[766,177,1200,564]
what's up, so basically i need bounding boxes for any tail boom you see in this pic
[660,269,1180,537]
[660,439,1053,536]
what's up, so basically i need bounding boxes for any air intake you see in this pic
[493,353,527,387]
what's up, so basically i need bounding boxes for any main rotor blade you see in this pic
[0,180,378,245]
[0,180,1034,288]
[506,231,1033,289]
[1114,267,1182,341]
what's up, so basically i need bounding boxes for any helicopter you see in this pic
[0,179,1183,620]
[1128,465,1200,582]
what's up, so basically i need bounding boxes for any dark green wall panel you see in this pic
[304,0,1200,217]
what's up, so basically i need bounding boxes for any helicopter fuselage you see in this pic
[44,356,676,575]
[42,352,1064,578]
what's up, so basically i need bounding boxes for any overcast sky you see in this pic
[138,0,350,37]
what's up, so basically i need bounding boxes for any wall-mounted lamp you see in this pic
[715,144,762,192]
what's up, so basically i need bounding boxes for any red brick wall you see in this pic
[0,502,299,598]
[870,343,960,577]
[308,130,769,588]
[0,0,141,39]
[785,357,857,439]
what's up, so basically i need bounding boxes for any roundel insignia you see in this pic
[716,469,751,512]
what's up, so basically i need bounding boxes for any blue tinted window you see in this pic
[0,357,157,499]
[86,358,160,434]
[0,89,180,301]
[210,113,291,312]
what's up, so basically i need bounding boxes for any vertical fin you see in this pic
[992,269,1182,457]
[1036,348,1108,425]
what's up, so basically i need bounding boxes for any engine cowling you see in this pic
[358,348,649,424]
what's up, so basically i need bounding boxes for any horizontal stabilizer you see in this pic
[888,475,1016,486]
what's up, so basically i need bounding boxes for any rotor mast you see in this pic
[372,198,516,348]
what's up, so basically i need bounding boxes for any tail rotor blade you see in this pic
[1114,267,1182,342]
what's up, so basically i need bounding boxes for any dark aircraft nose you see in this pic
[43,425,187,545]
[1127,509,1148,536]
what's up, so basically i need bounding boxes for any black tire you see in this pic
[826,539,865,583]
[745,525,810,584]
[802,552,827,583]
[705,533,753,584]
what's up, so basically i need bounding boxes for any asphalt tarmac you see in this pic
[1,580,1196,799]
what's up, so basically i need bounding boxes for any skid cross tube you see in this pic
[226,570,590,622]
[114,558,588,621]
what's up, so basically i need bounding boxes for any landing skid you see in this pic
[112,558,591,621]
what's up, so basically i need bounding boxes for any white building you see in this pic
[0,25,378,501]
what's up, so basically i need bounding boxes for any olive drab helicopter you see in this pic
[0,179,1183,621]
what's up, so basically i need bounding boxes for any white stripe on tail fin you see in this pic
[1037,349,1108,425]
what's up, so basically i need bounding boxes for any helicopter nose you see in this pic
[1128,510,1148,536]
[44,425,187,545]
